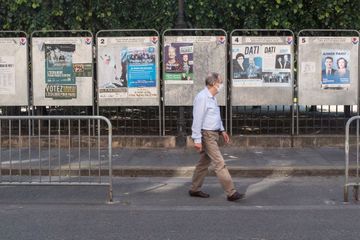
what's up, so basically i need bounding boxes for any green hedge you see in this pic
[185,0,360,31]
[1,0,360,34]
[0,0,177,33]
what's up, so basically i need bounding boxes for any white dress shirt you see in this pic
[191,87,225,144]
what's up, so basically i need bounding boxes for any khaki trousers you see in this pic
[190,130,236,196]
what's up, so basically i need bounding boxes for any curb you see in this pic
[112,166,352,178]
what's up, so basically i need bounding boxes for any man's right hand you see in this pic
[194,143,202,152]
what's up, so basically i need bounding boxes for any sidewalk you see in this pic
[111,146,354,177]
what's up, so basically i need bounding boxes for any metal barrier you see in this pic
[344,116,360,202]
[0,116,113,202]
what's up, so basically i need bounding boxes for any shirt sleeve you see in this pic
[191,94,207,144]
[220,119,225,132]
[217,99,225,132]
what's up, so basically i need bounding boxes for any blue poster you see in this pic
[321,50,350,89]
[126,47,156,88]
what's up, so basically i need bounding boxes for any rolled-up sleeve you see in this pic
[220,119,225,132]
[191,94,206,144]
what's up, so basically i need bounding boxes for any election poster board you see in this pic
[32,37,93,106]
[97,35,160,106]
[298,36,358,105]
[163,34,227,106]
[0,36,28,106]
[231,35,294,105]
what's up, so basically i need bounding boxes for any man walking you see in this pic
[189,72,244,201]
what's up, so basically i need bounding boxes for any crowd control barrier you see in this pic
[0,116,113,202]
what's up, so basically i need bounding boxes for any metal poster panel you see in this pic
[0,37,28,106]
[32,37,93,106]
[163,35,227,106]
[97,36,159,106]
[298,36,359,105]
[231,35,294,105]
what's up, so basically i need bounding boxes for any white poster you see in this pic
[0,56,15,94]
[0,37,28,106]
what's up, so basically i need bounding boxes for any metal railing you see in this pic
[0,116,113,202]
[344,116,360,202]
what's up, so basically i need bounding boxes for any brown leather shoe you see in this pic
[227,192,245,201]
[189,190,210,198]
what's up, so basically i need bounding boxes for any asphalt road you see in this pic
[0,176,359,240]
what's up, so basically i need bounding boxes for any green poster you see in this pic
[45,44,76,84]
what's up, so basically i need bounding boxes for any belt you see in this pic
[202,129,222,133]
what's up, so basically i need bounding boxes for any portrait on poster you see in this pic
[321,50,350,90]
[275,54,291,69]
[164,42,194,84]
[231,45,261,86]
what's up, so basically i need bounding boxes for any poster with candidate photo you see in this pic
[232,44,291,87]
[230,35,294,106]
[164,43,194,84]
[127,47,157,97]
[321,50,350,90]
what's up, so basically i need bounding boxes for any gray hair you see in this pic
[205,72,221,86]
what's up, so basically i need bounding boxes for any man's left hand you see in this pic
[221,131,230,144]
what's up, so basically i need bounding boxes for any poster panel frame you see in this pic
[95,29,160,107]
[31,30,94,108]
[96,29,161,136]
[0,31,29,107]
[162,28,228,106]
[297,29,360,135]
[230,29,295,135]
[162,28,228,135]
[230,29,295,106]
[297,29,360,106]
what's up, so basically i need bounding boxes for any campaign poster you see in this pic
[45,44,75,84]
[126,47,157,97]
[164,42,194,84]
[0,56,15,94]
[98,36,158,99]
[44,44,77,99]
[232,44,291,87]
[321,50,350,90]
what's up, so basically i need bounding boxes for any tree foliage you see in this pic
[1,0,360,34]
[0,0,177,33]
[185,0,360,32]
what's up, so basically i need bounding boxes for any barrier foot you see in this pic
[108,187,113,203]
[344,186,349,202]
[353,185,359,201]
